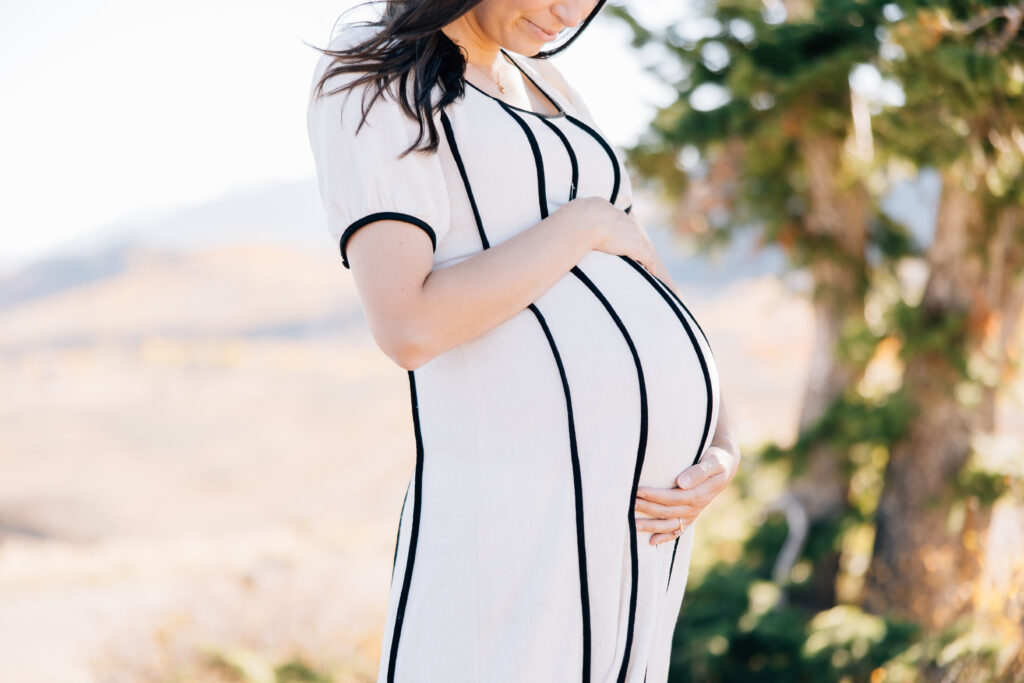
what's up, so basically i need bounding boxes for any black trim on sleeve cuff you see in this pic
[338,212,438,269]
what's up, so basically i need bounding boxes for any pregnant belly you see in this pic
[433,250,721,492]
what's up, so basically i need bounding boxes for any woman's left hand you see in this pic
[634,445,740,545]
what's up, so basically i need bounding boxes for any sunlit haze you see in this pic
[0,0,681,273]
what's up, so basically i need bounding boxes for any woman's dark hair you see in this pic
[306,0,607,157]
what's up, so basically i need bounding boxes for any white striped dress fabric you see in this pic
[306,23,722,683]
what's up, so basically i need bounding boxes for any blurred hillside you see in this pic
[0,180,816,682]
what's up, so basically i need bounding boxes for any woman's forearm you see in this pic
[406,211,598,369]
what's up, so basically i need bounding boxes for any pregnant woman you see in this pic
[306,1,741,681]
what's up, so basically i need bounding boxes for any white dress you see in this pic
[306,23,722,683]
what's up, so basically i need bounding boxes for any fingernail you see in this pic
[678,475,693,487]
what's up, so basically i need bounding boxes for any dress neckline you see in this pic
[463,48,567,120]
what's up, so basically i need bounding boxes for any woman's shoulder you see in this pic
[310,22,384,85]
[309,23,395,108]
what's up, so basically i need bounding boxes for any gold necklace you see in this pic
[467,52,512,93]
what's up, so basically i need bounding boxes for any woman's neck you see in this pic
[441,19,504,71]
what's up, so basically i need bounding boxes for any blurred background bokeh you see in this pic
[1,1,1022,682]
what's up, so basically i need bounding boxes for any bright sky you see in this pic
[0,1,683,273]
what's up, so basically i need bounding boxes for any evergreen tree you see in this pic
[607,0,1024,678]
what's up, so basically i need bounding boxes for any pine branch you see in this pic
[938,1,1024,54]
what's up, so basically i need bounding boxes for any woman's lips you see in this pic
[525,18,558,40]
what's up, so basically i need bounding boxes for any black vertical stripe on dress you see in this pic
[524,105,651,683]
[618,257,715,592]
[530,300,593,682]
[645,270,718,591]
[499,48,621,207]
[625,207,714,355]
[539,118,579,201]
[651,271,716,360]
[391,479,411,582]
[625,195,717,596]
[387,370,426,683]
[571,114,717,598]
[564,114,621,206]
[440,111,488,249]
[569,266,650,683]
[500,105,548,217]
[544,108,647,679]
[441,107,593,683]
[618,258,715,471]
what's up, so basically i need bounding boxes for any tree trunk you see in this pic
[864,167,1024,630]
[787,135,870,609]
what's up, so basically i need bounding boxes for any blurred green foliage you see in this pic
[605,0,1024,679]
[669,460,1010,682]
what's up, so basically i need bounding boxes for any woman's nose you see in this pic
[550,0,590,29]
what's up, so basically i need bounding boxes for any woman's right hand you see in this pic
[558,197,660,275]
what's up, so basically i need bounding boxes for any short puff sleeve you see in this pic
[306,32,450,269]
